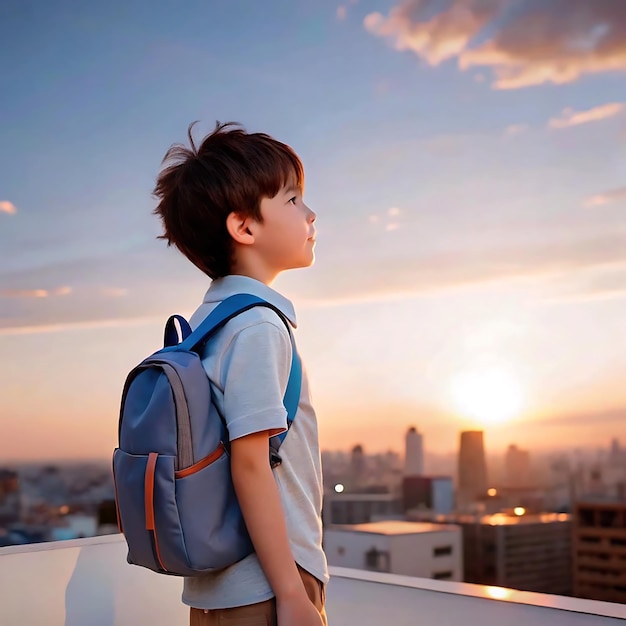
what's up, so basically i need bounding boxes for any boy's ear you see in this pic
[226,212,255,245]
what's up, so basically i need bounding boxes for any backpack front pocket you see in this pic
[113,449,181,573]
[175,447,253,571]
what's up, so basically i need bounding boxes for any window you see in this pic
[364,547,389,572]
[433,571,453,580]
[433,545,452,557]
[578,508,595,527]
[600,510,618,529]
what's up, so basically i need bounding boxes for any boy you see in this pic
[153,122,328,626]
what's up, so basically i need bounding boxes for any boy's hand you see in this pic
[277,592,324,626]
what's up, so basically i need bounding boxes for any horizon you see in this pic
[2,0,626,460]
[1,426,622,466]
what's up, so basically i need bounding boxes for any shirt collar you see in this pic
[202,275,297,328]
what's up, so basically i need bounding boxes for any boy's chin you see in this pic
[285,257,315,272]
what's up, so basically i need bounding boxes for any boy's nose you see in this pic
[308,207,316,223]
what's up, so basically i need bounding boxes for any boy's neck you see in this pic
[230,255,280,286]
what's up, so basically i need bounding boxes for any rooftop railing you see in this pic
[1,534,625,625]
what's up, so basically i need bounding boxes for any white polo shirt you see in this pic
[182,275,328,610]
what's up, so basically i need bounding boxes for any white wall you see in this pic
[0,535,187,626]
[391,528,462,580]
[325,528,462,580]
[325,529,390,571]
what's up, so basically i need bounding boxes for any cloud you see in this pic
[539,262,626,304]
[292,228,626,306]
[367,207,404,232]
[3,222,626,331]
[0,286,72,299]
[0,316,160,337]
[583,186,626,208]
[364,0,626,89]
[530,406,626,428]
[0,243,207,334]
[549,103,625,129]
[0,201,17,215]
[337,0,357,21]
[542,288,626,304]
[505,123,529,136]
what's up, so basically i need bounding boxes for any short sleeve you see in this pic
[220,321,292,441]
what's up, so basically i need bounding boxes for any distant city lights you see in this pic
[514,507,526,516]
[487,488,497,497]
[334,483,345,493]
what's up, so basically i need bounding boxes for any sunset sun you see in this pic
[450,369,524,425]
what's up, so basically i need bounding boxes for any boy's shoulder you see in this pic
[189,300,291,341]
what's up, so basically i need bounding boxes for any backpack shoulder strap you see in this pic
[166,293,302,440]
[177,294,272,353]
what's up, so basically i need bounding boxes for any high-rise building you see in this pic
[610,438,621,463]
[350,444,366,489]
[457,431,488,509]
[504,444,531,488]
[573,499,626,603]
[404,426,424,476]
[0,469,21,527]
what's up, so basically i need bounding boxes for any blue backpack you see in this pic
[112,293,301,576]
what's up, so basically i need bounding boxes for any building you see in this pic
[0,470,20,527]
[323,492,402,526]
[407,509,572,595]
[402,476,454,515]
[504,444,531,488]
[350,444,366,489]
[463,512,572,595]
[573,499,626,603]
[457,431,488,509]
[404,426,424,476]
[324,520,462,581]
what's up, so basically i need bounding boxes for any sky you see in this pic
[1,0,626,461]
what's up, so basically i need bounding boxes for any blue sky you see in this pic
[1,0,625,460]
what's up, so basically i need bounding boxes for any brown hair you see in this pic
[153,121,304,279]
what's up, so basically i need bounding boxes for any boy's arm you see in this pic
[231,432,323,626]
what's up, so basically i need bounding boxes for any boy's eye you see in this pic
[288,197,297,205]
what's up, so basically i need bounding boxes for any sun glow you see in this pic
[450,368,523,425]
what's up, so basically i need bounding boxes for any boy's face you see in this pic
[253,181,317,274]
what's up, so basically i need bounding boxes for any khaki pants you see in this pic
[189,566,327,626]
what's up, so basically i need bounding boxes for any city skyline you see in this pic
[1,1,626,460]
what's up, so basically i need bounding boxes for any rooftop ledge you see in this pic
[1,535,625,625]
